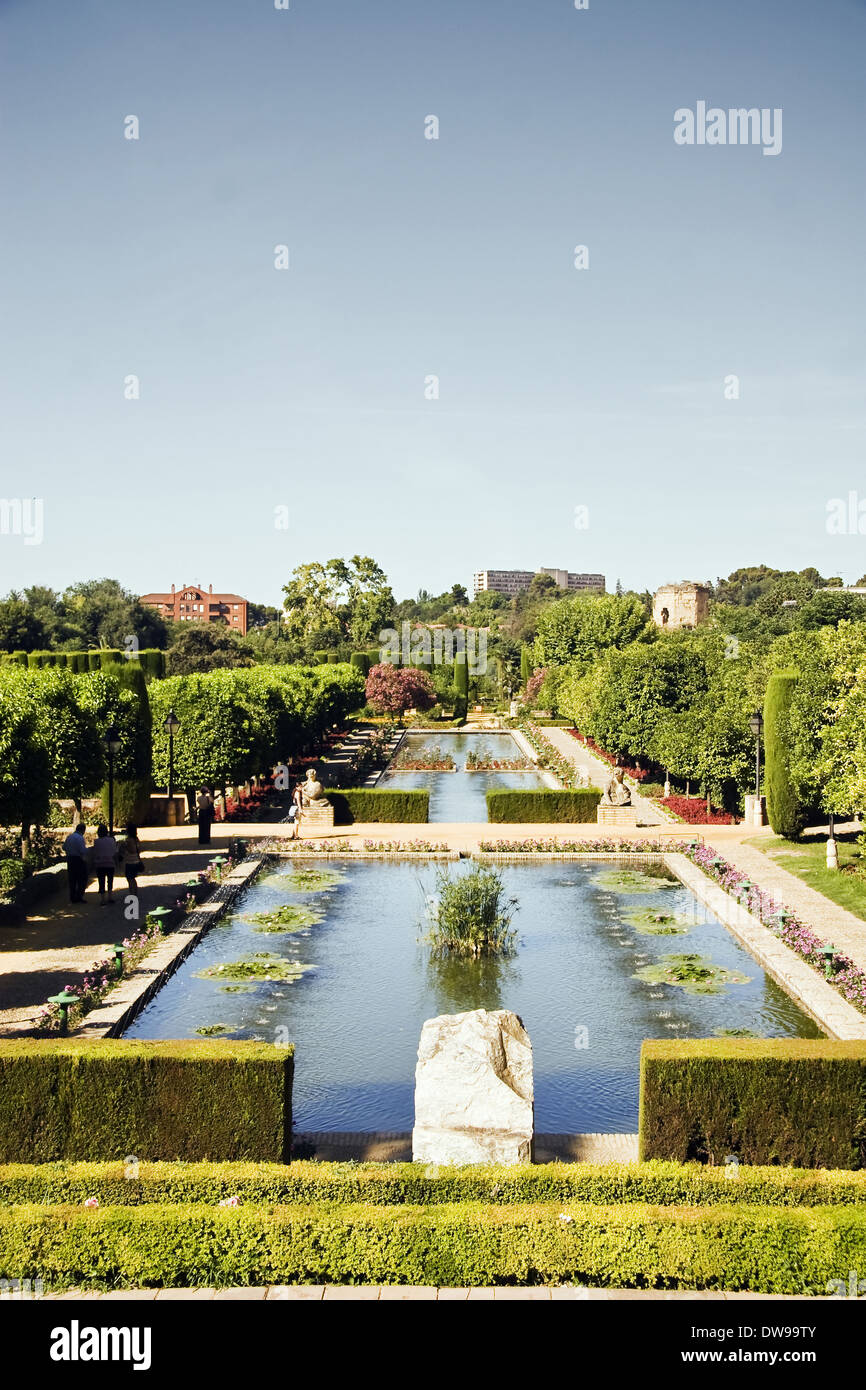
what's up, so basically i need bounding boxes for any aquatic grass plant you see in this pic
[425,865,518,959]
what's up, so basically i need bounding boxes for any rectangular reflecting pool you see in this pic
[377,732,549,821]
[124,858,822,1133]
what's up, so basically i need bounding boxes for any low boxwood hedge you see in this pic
[324,789,429,823]
[640,1039,866,1169]
[1,1200,864,1291]
[1,1158,865,1208]
[486,789,602,823]
[0,1041,293,1163]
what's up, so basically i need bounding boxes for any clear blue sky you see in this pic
[1,0,865,606]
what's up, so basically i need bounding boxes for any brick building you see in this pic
[140,583,249,636]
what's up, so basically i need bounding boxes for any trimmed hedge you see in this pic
[640,1039,866,1168]
[0,1200,864,1291]
[764,670,805,838]
[2,1158,865,1208]
[324,789,429,823]
[486,789,602,822]
[0,1041,293,1163]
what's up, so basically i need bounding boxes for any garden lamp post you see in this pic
[163,708,180,800]
[748,711,763,797]
[103,724,121,834]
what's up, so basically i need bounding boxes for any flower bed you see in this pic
[520,723,582,788]
[565,728,651,782]
[660,795,736,826]
[465,748,531,772]
[362,839,450,853]
[391,743,455,772]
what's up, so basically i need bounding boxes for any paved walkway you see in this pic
[540,726,668,826]
[717,832,866,972]
[0,842,225,1035]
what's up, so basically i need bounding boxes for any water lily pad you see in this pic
[625,908,691,935]
[714,1027,759,1038]
[197,953,316,983]
[634,953,750,995]
[219,984,252,994]
[594,869,677,895]
[195,1023,231,1036]
[244,904,324,933]
[284,867,344,893]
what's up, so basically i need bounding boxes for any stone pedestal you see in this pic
[148,794,187,827]
[744,794,766,827]
[597,805,640,827]
[301,802,334,830]
[412,1009,533,1165]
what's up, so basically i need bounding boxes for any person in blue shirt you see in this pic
[63,823,89,904]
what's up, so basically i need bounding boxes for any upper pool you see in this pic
[124,857,821,1133]
[377,731,548,821]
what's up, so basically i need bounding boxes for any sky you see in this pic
[1,0,865,607]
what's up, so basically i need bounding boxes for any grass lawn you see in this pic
[744,831,866,922]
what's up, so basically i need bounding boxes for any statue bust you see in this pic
[302,768,328,806]
[601,766,632,807]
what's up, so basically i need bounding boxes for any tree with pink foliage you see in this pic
[365,664,436,722]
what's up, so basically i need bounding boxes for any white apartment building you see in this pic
[473,568,606,598]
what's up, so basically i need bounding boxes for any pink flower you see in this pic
[218,1195,241,1208]
[83,1197,99,1209]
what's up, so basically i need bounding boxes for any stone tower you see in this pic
[652,582,710,630]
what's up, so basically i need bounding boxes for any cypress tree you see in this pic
[764,670,805,839]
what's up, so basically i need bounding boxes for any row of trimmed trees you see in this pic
[0,661,366,850]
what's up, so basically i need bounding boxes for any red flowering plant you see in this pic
[365,664,436,722]
[661,795,736,826]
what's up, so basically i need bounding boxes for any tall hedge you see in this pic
[454,654,469,721]
[0,1040,293,1162]
[639,1039,866,1169]
[486,789,602,822]
[1,1200,863,1293]
[324,789,429,823]
[764,670,805,837]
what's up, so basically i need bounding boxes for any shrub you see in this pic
[366,663,436,720]
[764,671,806,837]
[486,789,602,822]
[0,1200,863,1292]
[639,1039,866,1169]
[137,649,166,680]
[0,1040,293,1163]
[426,864,518,957]
[0,860,25,892]
[324,789,429,823]
[3,1157,866,1209]
[350,652,370,678]
[100,776,152,827]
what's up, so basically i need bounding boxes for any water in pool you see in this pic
[376,732,549,821]
[125,858,822,1133]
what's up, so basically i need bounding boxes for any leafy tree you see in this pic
[0,596,46,653]
[365,664,436,721]
[281,556,394,649]
[62,578,169,650]
[167,625,255,675]
[534,594,650,669]
[0,688,50,849]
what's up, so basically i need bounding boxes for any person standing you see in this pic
[63,823,89,904]
[92,824,118,905]
[118,823,144,895]
[196,787,214,846]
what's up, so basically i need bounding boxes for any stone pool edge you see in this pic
[71,855,269,1041]
[664,853,866,1041]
